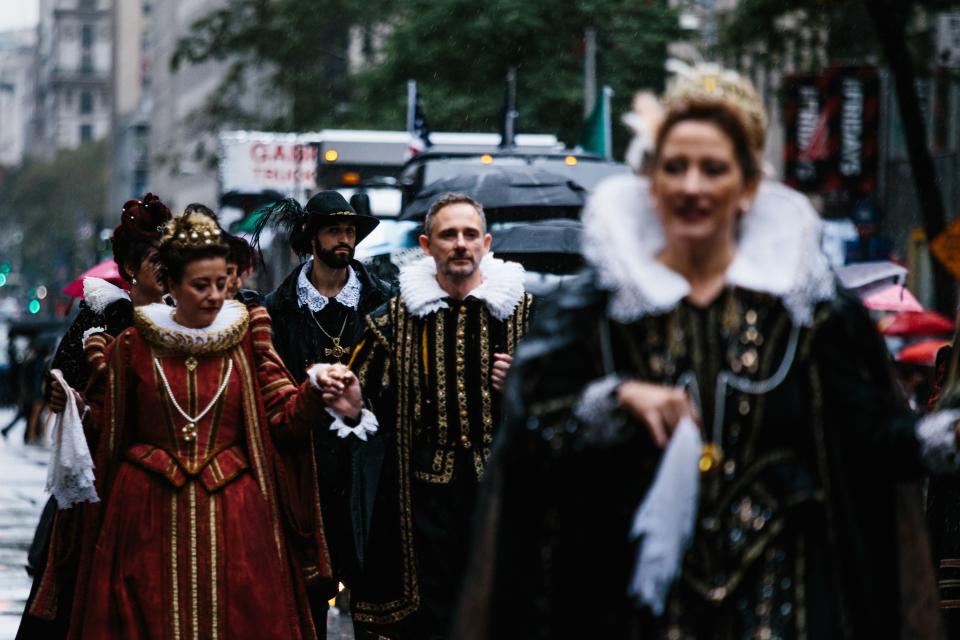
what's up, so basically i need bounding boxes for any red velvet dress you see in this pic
[42,302,330,639]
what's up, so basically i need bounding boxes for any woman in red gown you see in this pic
[47,211,341,639]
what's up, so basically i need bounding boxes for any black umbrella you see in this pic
[400,169,587,222]
[491,219,583,274]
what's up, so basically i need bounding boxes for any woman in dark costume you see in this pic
[16,193,172,639]
[457,66,952,639]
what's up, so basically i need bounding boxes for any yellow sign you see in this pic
[931,217,960,280]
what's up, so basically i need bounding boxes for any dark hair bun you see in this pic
[111,193,173,280]
[118,193,173,241]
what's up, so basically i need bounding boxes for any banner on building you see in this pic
[783,66,880,214]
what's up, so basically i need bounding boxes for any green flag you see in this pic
[579,86,613,158]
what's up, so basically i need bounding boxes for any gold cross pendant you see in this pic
[325,337,352,362]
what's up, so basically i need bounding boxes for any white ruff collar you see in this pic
[135,299,248,353]
[82,277,130,314]
[399,253,525,320]
[582,174,835,326]
[296,259,361,312]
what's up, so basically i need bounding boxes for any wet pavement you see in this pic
[0,408,49,639]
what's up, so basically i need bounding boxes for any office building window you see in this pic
[81,24,94,48]
[80,91,93,114]
[80,124,93,142]
[81,53,93,74]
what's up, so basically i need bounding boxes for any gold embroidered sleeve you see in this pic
[249,306,325,440]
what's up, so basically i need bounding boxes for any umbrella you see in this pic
[896,339,951,367]
[400,169,587,221]
[490,219,583,274]
[879,310,954,337]
[62,259,129,298]
[861,284,923,313]
[834,260,908,291]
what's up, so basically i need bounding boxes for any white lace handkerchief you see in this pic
[628,415,701,615]
[45,369,99,509]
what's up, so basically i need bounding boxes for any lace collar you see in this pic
[581,174,835,327]
[134,300,249,354]
[296,258,361,312]
[399,253,525,320]
[83,277,130,314]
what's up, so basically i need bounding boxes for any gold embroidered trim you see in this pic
[414,450,455,483]
[479,308,493,449]
[135,305,249,355]
[434,309,449,453]
[455,306,470,450]
[210,493,218,640]
[189,482,199,640]
[170,490,181,640]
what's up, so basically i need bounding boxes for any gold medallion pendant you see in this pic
[325,337,352,362]
[699,443,724,474]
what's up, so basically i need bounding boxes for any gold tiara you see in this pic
[662,63,767,152]
[161,212,224,249]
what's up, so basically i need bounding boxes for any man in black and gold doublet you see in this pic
[343,198,531,639]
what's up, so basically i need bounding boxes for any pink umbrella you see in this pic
[896,339,951,367]
[862,284,924,313]
[62,259,130,298]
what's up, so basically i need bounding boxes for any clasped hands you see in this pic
[616,380,698,448]
[314,364,363,420]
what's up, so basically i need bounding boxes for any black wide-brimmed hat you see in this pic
[252,190,380,258]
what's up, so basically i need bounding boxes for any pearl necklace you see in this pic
[154,356,233,443]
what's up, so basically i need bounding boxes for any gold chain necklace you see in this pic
[310,311,351,362]
[154,356,233,443]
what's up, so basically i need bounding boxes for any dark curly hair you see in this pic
[225,233,255,276]
[111,193,172,281]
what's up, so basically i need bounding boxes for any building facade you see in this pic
[35,0,113,157]
[0,29,37,168]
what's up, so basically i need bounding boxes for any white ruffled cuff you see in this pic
[81,326,106,349]
[917,409,960,474]
[573,375,624,443]
[325,407,378,441]
[305,363,331,390]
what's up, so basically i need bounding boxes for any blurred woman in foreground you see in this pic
[458,67,953,639]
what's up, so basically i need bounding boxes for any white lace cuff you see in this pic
[573,375,624,443]
[81,326,106,348]
[325,407,378,441]
[917,409,960,474]
[305,363,331,390]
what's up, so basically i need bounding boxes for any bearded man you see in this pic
[318,192,533,640]
[257,190,393,637]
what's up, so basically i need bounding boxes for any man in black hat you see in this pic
[257,190,394,637]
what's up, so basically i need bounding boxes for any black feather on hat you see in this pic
[251,191,380,260]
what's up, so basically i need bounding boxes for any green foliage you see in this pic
[173,0,681,150]
[0,142,108,287]
[350,0,681,150]
[171,0,393,131]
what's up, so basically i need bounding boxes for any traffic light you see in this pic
[28,299,40,314]
[0,273,6,287]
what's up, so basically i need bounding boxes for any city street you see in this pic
[0,408,48,639]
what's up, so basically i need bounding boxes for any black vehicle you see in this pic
[399,148,628,212]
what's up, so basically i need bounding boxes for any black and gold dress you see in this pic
[456,175,948,640]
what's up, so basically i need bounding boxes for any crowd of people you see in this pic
[12,65,960,640]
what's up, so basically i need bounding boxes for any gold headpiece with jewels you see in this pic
[161,212,225,249]
[662,62,767,153]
